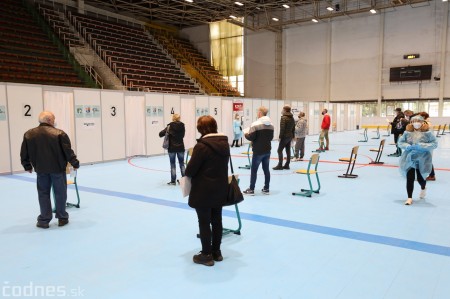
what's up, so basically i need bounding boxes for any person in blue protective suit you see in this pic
[231,113,242,147]
[397,115,438,205]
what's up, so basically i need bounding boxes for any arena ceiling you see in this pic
[84,0,431,31]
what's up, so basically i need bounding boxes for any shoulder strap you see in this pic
[229,155,235,175]
[198,139,234,174]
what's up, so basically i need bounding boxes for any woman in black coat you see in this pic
[185,115,230,266]
[159,114,185,185]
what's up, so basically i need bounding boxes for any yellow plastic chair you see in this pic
[292,153,321,197]
[239,143,252,169]
[369,139,385,164]
[338,146,359,178]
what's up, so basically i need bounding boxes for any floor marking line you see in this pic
[8,175,450,257]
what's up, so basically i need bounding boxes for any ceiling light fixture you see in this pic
[282,4,290,9]
[272,17,279,21]
[235,1,244,6]
[185,0,193,2]
[230,15,237,19]
[370,9,377,14]
[326,6,334,11]
[312,18,318,23]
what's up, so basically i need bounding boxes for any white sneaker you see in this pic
[292,158,299,162]
[405,198,413,205]
[419,188,426,199]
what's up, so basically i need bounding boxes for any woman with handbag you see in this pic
[159,114,185,185]
[185,115,230,266]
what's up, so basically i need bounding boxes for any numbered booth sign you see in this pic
[101,90,125,160]
[7,84,43,171]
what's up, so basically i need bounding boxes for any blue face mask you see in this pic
[413,123,422,129]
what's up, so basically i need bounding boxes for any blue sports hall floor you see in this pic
[1,129,449,299]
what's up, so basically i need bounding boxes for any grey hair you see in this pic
[258,106,268,116]
[38,111,55,125]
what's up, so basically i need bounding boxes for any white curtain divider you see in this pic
[181,97,196,149]
[43,91,75,146]
[125,95,146,156]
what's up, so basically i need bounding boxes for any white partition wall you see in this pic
[253,99,262,119]
[181,95,196,148]
[269,100,278,138]
[243,98,253,126]
[0,84,11,174]
[43,91,75,147]
[337,103,346,132]
[74,89,103,163]
[209,96,222,133]
[355,104,362,129]
[194,95,209,141]
[125,95,145,157]
[163,94,181,125]
[290,101,299,121]
[3,82,375,172]
[348,104,357,130]
[101,90,126,160]
[308,102,321,135]
[261,99,270,114]
[7,84,44,172]
[275,100,285,138]
[145,93,164,156]
[221,98,234,142]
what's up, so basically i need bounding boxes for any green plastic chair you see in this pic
[52,165,80,212]
[292,153,321,197]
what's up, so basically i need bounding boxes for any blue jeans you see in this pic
[250,153,271,190]
[169,152,185,182]
[36,172,68,223]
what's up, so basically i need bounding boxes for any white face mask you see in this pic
[412,123,422,129]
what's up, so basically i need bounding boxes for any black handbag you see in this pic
[225,156,244,206]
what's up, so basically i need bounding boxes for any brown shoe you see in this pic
[426,176,436,181]
[212,250,223,262]
[193,252,214,266]
[58,219,69,227]
[36,222,49,229]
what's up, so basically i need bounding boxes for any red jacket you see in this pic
[321,114,331,130]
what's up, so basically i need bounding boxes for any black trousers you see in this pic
[277,137,292,166]
[195,207,223,255]
[393,133,402,154]
[406,168,426,198]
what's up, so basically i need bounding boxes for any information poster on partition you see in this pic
[0,105,6,121]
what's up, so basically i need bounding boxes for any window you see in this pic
[361,102,377,117]
[210,20,244,95]
[443,99,450,117]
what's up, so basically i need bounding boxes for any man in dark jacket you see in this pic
[20,111,79,229]
[243,106,274,195]
[185,115,230,266]
[159,114,185,185]
[273,105,295,170]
